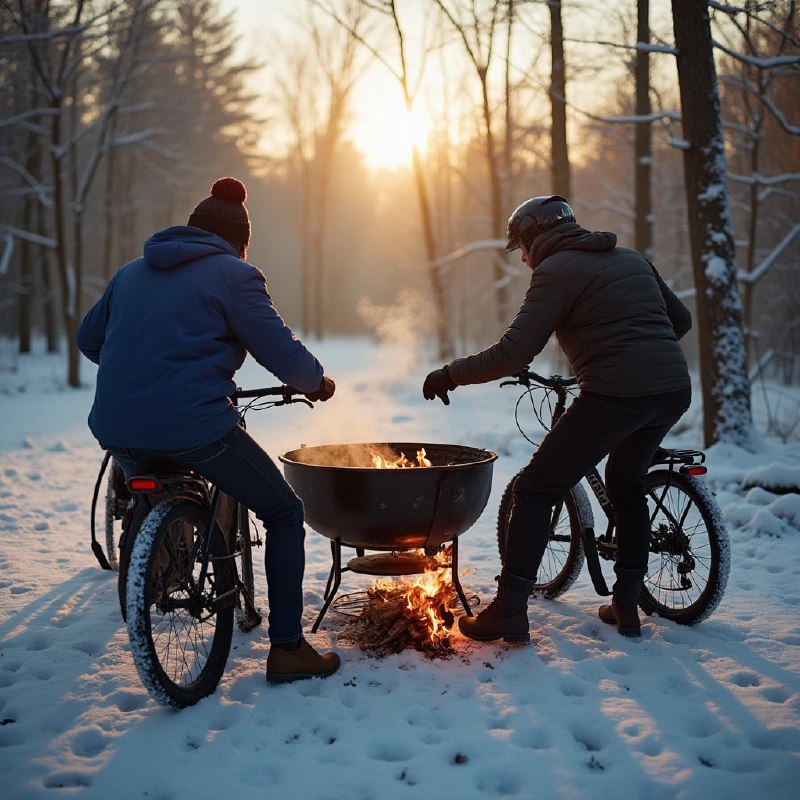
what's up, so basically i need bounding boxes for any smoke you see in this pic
[357,288,435,375]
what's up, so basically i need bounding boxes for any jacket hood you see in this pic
[143,225,239,270]
[531,222,617,269]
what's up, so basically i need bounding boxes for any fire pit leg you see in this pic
[312,538,343,633]
[450,538,474,617]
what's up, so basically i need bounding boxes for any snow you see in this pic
[2,337,800,799]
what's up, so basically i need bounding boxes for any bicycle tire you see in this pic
[638,470,730,625]
[126,498,235,708]
[235,504,262,630]
[497,477,591,598]
[104,460,128,571]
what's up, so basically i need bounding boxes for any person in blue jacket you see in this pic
[77,177,340,683]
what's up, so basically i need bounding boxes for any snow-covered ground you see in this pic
[1,336,799,799]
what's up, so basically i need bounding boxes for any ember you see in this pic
[370,447,432,469]
[343,553,458,658]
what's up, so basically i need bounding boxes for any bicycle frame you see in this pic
[502,369,711,599]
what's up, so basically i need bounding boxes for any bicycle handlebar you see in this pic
[234,386,303,400]
[501,369,578,390]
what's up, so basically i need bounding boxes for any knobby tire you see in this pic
[497,477,591,598]
[639,470,730,625]
[126,498,235,708]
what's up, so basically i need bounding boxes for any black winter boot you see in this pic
[458,571,535,643]
[598,565,646,637]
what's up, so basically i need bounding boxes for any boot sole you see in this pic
[266,665,340,684]
[459,630,530,643]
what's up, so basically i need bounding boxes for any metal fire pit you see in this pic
[279,442,497,631]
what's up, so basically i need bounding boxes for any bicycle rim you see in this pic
[126,499,234,708]
[639,470,730,625]
[497,479,588,598]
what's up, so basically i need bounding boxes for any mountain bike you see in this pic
[91,385,311,708]
[497,369,730,626]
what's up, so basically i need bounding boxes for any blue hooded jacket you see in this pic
[77,226,323,450]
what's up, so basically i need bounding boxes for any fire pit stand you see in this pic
[278,442,498,634]
[311,539,474,632]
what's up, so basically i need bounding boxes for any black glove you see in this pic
[422,366,456,406]
[306,375,335,402]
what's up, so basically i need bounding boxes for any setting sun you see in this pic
[350,105,431,171]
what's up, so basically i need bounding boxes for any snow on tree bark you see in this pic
[671,0,755,449]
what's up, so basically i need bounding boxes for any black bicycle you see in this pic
[90,385,311,708]
[497,369,730,626]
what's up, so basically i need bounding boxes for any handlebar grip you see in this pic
[235,386,302,399]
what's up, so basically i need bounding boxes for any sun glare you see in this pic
[351,107,430,171]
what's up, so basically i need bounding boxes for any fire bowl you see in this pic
[279,442,497,553]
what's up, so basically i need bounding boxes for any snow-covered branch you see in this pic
[712,38,800,69]
[739,224,800,285]
[0,108,60,130]
[430,239,506,269]
[759,93,800,137]
[0,156,52,208]
[0,24,90,46]
[0,225,57,250]
[728,172,800,186]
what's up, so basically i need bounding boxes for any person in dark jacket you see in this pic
[78,177,340,683]
[422,195,692,641]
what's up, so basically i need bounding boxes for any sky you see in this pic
[1,334,799,798]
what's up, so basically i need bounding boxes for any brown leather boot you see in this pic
[598,566,646,637]
[266,638,340,684]
[458,571,534,643]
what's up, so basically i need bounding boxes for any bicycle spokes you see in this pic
[646,482,712,604]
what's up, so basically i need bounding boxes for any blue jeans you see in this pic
[505,388,692,578]
[108,425,305,645]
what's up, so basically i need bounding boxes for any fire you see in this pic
[346,549,457,657]
[370,448,432,469]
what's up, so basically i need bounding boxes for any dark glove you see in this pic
[422,366,456,406]
[306,375,335,402]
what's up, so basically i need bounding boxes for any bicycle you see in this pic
[89,385,311,708]
[497,369,730,626]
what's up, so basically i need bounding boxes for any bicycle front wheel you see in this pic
[497,478,591,598]
[639,470,730,625]
[103,459,129,571]
[126,499,235,708]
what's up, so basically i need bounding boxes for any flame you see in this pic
[370,447,431,469]
[404,568,453,644]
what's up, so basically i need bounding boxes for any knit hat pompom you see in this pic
[211,177,247,204]
[188,176,251,248]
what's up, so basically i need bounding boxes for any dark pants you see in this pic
[505,388,692,579]
[108,425,305,645]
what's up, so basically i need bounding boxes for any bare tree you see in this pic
[548,0,571,200]
[634,0,652,258]
[671,0,754,448]
[433,0,512,322]
[314,0,454,359]
[713,0,800,371]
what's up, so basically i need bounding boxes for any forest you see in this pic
[0,0,798,447]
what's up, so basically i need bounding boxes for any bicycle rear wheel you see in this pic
[497,477,591,598]
[638,470,730,625]
[126,498,235,708]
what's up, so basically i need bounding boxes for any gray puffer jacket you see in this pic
[447,222,691,397]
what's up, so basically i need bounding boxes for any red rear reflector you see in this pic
[685,466,707,476]
[129,478,159,491]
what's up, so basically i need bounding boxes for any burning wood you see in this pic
[342,558,457,658]
[370,447,432,469]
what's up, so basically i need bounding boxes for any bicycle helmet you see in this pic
[504,195,575,253]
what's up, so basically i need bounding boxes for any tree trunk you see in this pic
[671,0,754,448]
[634,0,652,258]
[549,0,571,199]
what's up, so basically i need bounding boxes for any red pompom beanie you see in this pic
[188,177,251,247]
